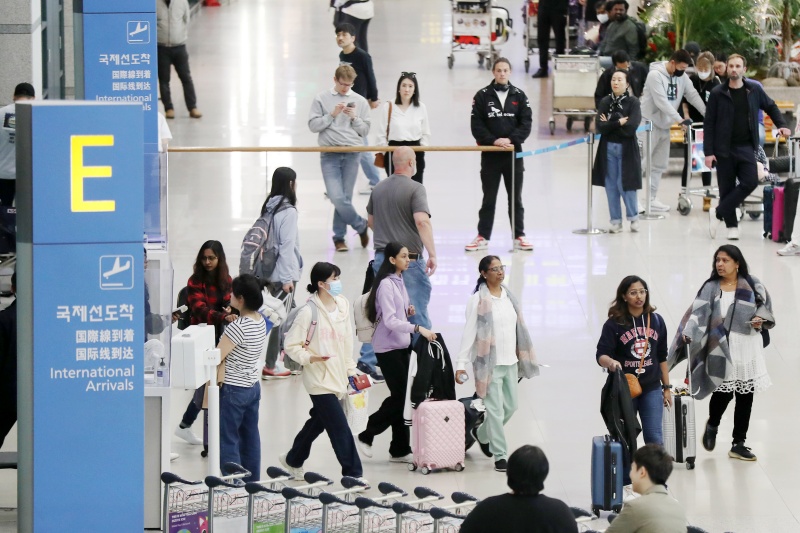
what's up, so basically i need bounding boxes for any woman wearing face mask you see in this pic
[376,72,431,184]
[279,262,365,480]
[681,51,720,206]
[592,69,642,233]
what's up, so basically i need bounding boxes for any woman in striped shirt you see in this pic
[218,274,267,481]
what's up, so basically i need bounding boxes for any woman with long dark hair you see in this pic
[174,240,236,447]
[596,276,671,449]
[280,262,364,479]
[256,167,304,379]
[668,245,774,461]
[455,256,539,473]
[376,72,430,183]
[592,69,642,233]
[218,274,267,481]
[356,242,436,463]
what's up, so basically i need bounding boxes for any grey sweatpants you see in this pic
[639,125,671,199]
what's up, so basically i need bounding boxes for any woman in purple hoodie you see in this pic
[356,242,437,463]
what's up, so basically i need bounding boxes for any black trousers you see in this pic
[157,44,198,111]
[335,13,371,54]
[478,152,525,239]
[0,180,15,206]
[708,390,754,444]
[715,144,758,228]
[384,140,425,184]
[358,348,412,458]
[537,9,567,70]
[681,142,712,188]
[0,404,15,449]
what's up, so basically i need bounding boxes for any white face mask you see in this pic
[597,13,609,23]
[697,70,711,80]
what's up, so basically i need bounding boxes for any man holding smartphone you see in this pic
[309,64,371,252]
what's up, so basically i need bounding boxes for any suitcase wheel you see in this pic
[612,505,622,513]
[407,463,417,472]
[686,458,695,470]
[421,466,430,475]
[454,463,465,472]
[592,505,600,517]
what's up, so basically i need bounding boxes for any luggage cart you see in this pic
[429,492,479,533]
[353,482,410,532]
[448,0,511,70]
[549,55,600,135]
[243,466,295,533]
[280,473,369,533]
[521,0,581,73]
[391,487,444,533]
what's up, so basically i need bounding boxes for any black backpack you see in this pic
[176,287,191,331]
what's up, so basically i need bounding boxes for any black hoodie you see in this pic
[596,312,668,393]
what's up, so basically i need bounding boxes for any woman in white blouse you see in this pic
[376,72,431,184]
[455,255,538,473]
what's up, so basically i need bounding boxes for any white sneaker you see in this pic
[356,438,373,458]
[513,236,534,251]
[175,426,203,445]
[649,199,671,212]
[709,208,720,239]
[608,223,623,234]
[630,220,640,232]
[389,453,414,464]
[727,227,740,240]
[777,242,800,256]
[170,452,180,462]
[465,235,489,252]
[359,184,375,195]
[279,453,305,479]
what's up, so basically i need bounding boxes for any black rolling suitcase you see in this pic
[783,178,800,242]
[763,185,774,239]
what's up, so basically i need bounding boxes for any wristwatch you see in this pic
[662,384,673,391]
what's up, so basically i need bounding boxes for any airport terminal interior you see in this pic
[2,0,800,531]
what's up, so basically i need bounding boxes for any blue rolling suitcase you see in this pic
[591,435,623,515]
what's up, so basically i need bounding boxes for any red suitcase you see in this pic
[409,400,465,475]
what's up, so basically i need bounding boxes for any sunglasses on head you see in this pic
[401,72,416,78]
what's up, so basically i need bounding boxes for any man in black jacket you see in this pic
[593,50,647,108]
[705,54,790,240]
[531,0,568,78]
[467,59,534,252]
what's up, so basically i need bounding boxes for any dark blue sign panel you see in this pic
[17,101,144,531]
[33,243,144,530]
[82,12,157,146]
[30,103,144,244]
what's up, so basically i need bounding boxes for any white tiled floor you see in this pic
[3,0,800,531]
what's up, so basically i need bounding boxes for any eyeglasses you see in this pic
[401,72,416,78]
[626,289,647,297]
[335,79,354,88]
[202,256,218,262]
[487,265,506,273]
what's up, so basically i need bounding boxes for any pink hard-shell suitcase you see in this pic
[773,186,785,242]
[409,399,465,475]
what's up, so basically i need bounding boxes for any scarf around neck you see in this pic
[471,283,539,398]
[609,92,628,114]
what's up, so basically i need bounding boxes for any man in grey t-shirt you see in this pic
[357,147,437,378]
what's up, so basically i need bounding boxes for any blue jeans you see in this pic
[632,386,664,446]
[286,393,363,477]
[361,137,381,186]
[604,142,638,224]
[358,252,432,370]
[320,152,367,242]
[219,382,261,482]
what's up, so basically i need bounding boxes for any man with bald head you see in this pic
[355,146,437,381]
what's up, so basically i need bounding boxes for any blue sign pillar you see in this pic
[74,0,161,242]
[16,101,145,532]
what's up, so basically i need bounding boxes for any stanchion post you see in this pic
[641,120,665,221]
[573,132,605,235]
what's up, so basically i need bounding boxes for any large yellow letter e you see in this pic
[70,135,116,212]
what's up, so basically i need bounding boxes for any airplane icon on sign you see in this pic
[129,22,147,36]
[103,257,131,279]
[99,255,134,290]
[127,21,150,44]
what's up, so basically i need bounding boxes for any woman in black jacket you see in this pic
[592,69,642,233]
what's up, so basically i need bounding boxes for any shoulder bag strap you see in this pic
[386,102,392,141]
[637,314,650,375]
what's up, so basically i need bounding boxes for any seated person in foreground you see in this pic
[606,444,687,533]
[460,445,578,533]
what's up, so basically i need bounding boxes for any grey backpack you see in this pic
[239,203,290,281]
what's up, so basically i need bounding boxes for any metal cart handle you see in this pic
[451,492,478,504]
[266,466,291,479]
[413,486,443,499]
[341,476,370,489]
[161,471,202,486]
[378,482,406,496]
[303,471,333,484]
[221,462,250,477]
[245,481,283,495]
[430,506,469,521]
[319,491,353,506]
[205,475,244,489]
[354,495,397,510]
[570,506,594,519]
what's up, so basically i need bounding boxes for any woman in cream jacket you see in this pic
[279,262,364,479]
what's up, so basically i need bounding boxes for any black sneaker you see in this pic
[356,362,385,384]
[729,442,757,461]
[471,427,492,458]
[702,420,718,451]
[531,69,549,78]
[494,459,508,472]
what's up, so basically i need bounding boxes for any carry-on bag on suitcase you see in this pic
[783,177,800,242]
[773,186,786,242]
[591,435,624,515]
[410,399,466,475]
